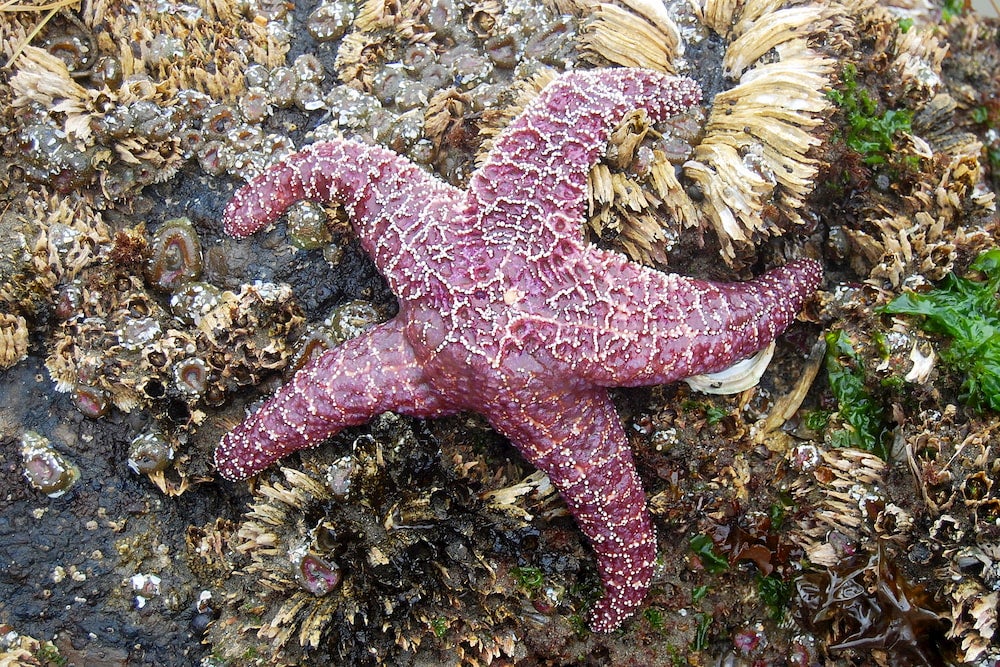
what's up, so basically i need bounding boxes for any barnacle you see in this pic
[577,0,681,73]
[46,275,174,413]
[4,0,290,200]
[947,562,999,663]
[682,0,835,264]
[20,430,80,498]
[46,272,303,418]
[334,0,434,93]
[84,0,287,99]
[785,445,886,567]
[0,313,29,370]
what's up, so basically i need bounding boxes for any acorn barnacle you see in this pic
[174,357,210,397]
[145,217,203,293]
[127,430,175,475]
[20,431,80,498]
[290,544,343,597]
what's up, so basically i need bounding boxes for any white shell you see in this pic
[683,341,775,395]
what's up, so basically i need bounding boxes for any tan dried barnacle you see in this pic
[829,4,996,288]
[960,470,993,506]
[468,0,501,38]
[873,502,914,536]
[976,499,1000,528]
[891,14,947,104]
[44,328,81,394]
[674,2,834,263]
[848,190,986,287]
[929,514,964,544]
[785,444,888,563]
[0,189,109,323]
[575,101,703,264]
[86,0,287,99]
[0,0,80,65]
[481,469,559,522]
[423,87,471,149]
[578,0,681,73]
[945,575,998,664]
[547,0,837,264]
[0,313,29,369]
[9,45,94,121]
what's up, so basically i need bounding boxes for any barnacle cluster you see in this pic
[3,0,291,201]
[45,269,303,418]
[785,443,890,567]
[481,0,838,266]
[0,313,29,369]
[821,1,996,287]
[305,0,580,185]
[43,264,303,489]
[207,414,561,665]
[903,407,1000,663]
[0,187,110,369]
[946,15,1000,194]
[775,348,1000,664]
[777,439,960,664]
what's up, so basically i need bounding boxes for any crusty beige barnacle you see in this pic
[682,0,836,262]
[0,313,29,370]
[544,0,838,265]
[577,0,682,72]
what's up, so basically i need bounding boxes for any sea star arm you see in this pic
[469,68,701,253]
[222,140,466,303]
[215,318,454,480]
[485,383,656,633]
[530,254,822,387]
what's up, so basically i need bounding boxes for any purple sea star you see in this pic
[215,67,823,632]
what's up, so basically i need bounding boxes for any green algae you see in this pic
[884,248,1000,413]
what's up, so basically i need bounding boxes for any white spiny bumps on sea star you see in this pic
[216,67,823,632]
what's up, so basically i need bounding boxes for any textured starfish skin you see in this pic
[215,68,823,632]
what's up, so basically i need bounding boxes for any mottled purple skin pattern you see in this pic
[216,68,823,632]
